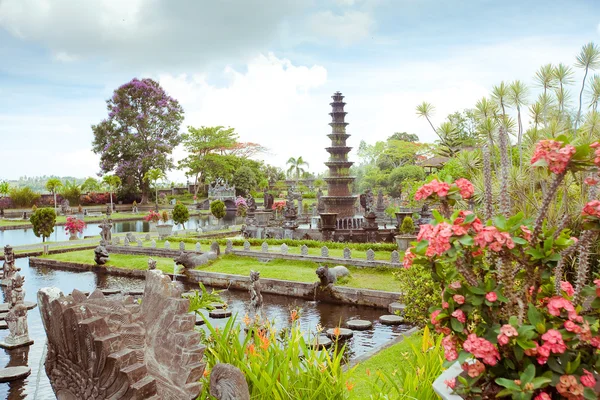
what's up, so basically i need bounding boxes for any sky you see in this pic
[0,0,599,182]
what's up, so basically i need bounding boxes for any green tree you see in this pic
[172,202,190,228]
[507,80,529,167]
[92,78,183,203]
[232,166,257,195]
[286,156,309,182]
[178,126,238,195]
[0,181,9,198]
[143,168,166,206]
[313,179,325,190]
[30,207,56,242]
[258,178,269,190]
[60,180,82,205]
[45,178,62,213]
[9,187,40,208]
[415,101,439,138]
[387,132,419,142]
[387,165,424,197]
[81,177,101,193]
[102,175,122,210]
[210,200,226,224]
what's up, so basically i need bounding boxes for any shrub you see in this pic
[59,180,82,205]
[210,200,226,219]
[172,203,190,227]
[393,263,440,326]
[30,208,56,242]
[161,210,169,223]
[399,216,414,235]
[144,210,160,223]
[10,186,40,207]
[64,216,86,236]
[302,192,317,199]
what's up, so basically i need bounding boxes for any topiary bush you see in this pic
[30,207,56,242]
[399,216,414,235]
[393,263,440,326]
[210,200,226,220]
[172,202,190,228]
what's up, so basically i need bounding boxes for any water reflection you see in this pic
[0,257,410,399]
[0,211,240,247]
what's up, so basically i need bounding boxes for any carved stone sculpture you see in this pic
[376,189,385,212]
[38,270,205,399]
[1,274,33,349]
[174,242,220,269]
[209,363,250,400]
[148,257,157,270]
[2,245,19,282]
[315,265,350,287]
[99,218,112,246]
[249,270,263,317]
[94,245,109,265]
[317,188,325,213]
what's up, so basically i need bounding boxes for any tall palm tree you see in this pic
[491,81,510,118]
[415,101,440,139]
[575,42,600,130]
[143,169,166,208]
[102,175,122,212]
[587,74,600,111]
[507,80,529,168]
[286,157,309,183]
[553,63,574,115]
[45,178,62,214]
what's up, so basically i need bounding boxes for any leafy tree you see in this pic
[232,166,257,195]
[357,140,386,165]
[388,132,419,142]
[102,175,122,210]
[258,178,269,190]
[60,180,82,205]
[10,187,40,207]
[178,126,238,195]
[45,178,62,212]
[313,179,325,190]
[172,202,190,228]
[30,207,56,242]
[262,165,285,184]
[81,177,101,193]
[143,168,166,206]
[0,181,10,198]
[92,78,184,203]
[286,156,309,182]
[210,200,226,223]
[376,140,424,170]
[399,216,415,235]
[387,165,424,197]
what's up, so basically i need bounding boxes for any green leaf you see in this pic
[547,357,565,374]
[495,378,521,390]
[584,387,598,400]
[516,337,536,350]
[469,286,486,295]
[527,304,543,327]
[521,364,535,385]
[513,237,528,245]
[565,353,581,374]
[493,215,508,230]
[451,318,464,332]
[531,376,551,389]
[458,235,475,246]
[495,388,514,398]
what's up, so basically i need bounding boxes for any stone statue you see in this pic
[249,270,263,317]
[210,363,250,400]
[2,245,19,281]
[60,199,71,215]
[376,189,385,212]
[37,270,205,399]
[1,274,32,349]
[315,265,350,287]
[364,189,374,213]
[263,188,270,211]
[99,218,112,245]
[94,245,109,265]
[317,188,325,212]
[148,257,157,270]
[246,194,257,212]
[174,243,220,269]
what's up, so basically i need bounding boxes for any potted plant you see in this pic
[395,216,416,251]
[156,210,173,239]
[272,200,286,219]
[402,138,600,399]
[65,216,86,240]
[144,210,160,231]
[172,202,190,229]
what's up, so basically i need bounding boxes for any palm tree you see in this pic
[143,169,166,208]
[45,178,62,214]
[507,80,529,168]
[491,81,510,118]
[553,63,574,115]
[575,42,600,130]
[81,177,101,193]
[587,74,600,111]
[102,175,122,212]
[415,101,439,138]
[286,157,309,183]
[435,122,461,157]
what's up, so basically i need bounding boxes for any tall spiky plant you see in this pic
[574,42,600,130]
[507,80,529,168]
[587,74,600,111]
[553,63,574,116]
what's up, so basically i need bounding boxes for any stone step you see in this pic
[308,336,332,350]
[209,309,232,319]
[388,302,405,314]
[346,319,372,331]
[121,362,148,384]
[379,315,404,325]
[326,328,353,340]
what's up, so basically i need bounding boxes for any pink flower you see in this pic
[591,141,600,166]
[485,292,497,302]
[585,176,599,185]
[590,336,600,349]
[534,393,551,400]
[455,178,474,199]
[444,378,456,389]
[497,334,509,346]
[442,302,449,309]
[563,320,581,333]
[449,281,462,290]
[560,281,575,297]
[520,225,532,242]
[541,329,567,354]
[546,296,580,321]
[430,310,443,325]
[414,179,450,200]
[453,294,465,305]
[462,334,500,366]
[582,200,600,218]
[417,222,453,257]
[451,309,466,323]
[530,139,576,174]
[474,226,515,252]
[402,247,416,269]
[581,369,596,388]
[464,361,485,378]
[497,325,517,346]
[442,335,459,361]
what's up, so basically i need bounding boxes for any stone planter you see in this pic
[149,221,157,232]
[69,232,79,241]
[395,235,416,251]
[432,362,463,399]
[395,210,414,228]
[75,213,84,220]
[156,224,173,239]
[319,213,338,230]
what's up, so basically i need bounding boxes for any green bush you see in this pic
[172,203,190,227]
[10,186,40,207]
[60,180,82,205]
[30,207,56,242]
[210,199,226,219]
[399,216,414,235]
[393,263,440,326]
[302,192,316,199]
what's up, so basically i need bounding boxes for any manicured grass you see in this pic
[40,250,176,274]
[349,332,422,399]
[0,219,31,226]
[200,254,401,292]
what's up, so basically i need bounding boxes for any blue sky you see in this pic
[1,0,599,182]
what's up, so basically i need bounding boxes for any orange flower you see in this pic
[366,368,371,376]
[333,327,341,337]
[345,381,355,391]
[246,343,257,356]
[289,309,299,322]
[203,368,210,377]
[258,330,270,350]
[243,314,251,326]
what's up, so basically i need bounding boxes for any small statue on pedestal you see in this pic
[1,274,33,349]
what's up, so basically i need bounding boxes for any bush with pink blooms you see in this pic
[64,216,86,236]
[404,137,600,399]
[143,210,161,223]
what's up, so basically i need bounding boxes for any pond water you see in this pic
[0,257,410,399]
[0,212,240,247]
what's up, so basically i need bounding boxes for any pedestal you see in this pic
[0,339,34,350]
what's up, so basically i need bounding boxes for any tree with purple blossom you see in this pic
[92,78,184,204]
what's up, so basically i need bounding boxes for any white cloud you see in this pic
[309,10,374,45]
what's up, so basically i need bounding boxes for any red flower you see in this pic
[582,200,600,218]
[417,222,453,257]
[462,334,500,366]
[414,179,450,200]
[531,139,576,174]
[591,141,600,166]
[449,281,462,290]
[430,309,443,325]
[520,225,532,242]
[474,226,515,252]
[541,329,567,354]
[402,246,416,269]
[485,292,497,302]
[534,393,551,400]
[455,178,474,199]
[451,309,466,323]
[453,294,465,305]
[564,320,581,333]
[442,335,459,361]
[580,369,596,388]
[585,176,599,185]
[560,281,575,297]
[444,377,456,389]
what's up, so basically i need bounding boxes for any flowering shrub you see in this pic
[272,200,286,212]
[403,137,600,399]
[236,196,248,217]
[143,210,160,223]
[64,216,86,236]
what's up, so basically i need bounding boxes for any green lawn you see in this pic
[40,250,177,274]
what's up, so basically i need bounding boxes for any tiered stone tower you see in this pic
[322,92,357,218]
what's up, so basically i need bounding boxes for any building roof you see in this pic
[418,156,450,168]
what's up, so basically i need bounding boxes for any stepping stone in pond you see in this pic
[0,312,6,321]
[101,289,122,296]
[379,315,404,325]
[326,328,354,340]
[209,309,232,319]
[0,366,31,383]
[309,336,332,350]
[209,302,225,309]
[346,320,372,331]
[195,314,205,325]
[388,302,405,314]
[0,320,6,330]
[127,289,144,296]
